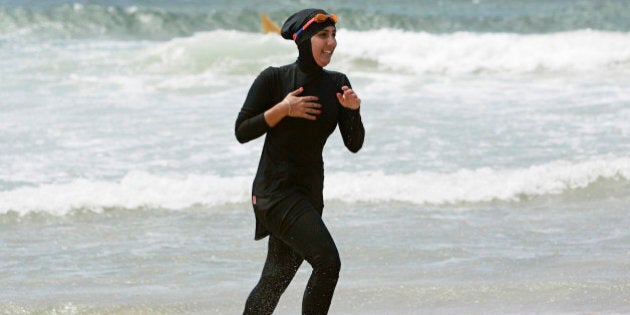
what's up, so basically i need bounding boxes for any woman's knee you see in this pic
[323,252,341,275]
[311,246,341,275]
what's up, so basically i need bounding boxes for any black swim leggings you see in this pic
[243,195,340,315]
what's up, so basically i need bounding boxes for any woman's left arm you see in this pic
[337,78,365,153]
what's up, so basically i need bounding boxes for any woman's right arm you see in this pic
[235,68,277,143]
[235,69,321,143]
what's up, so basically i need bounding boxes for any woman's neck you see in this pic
[297,42,323,74]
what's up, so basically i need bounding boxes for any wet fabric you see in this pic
[235,62,364,240]
[242,193,340,315]
[235,12,364,313]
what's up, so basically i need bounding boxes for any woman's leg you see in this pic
[243,235,303,315]
[245,194,341,315]
[279,206,341,315]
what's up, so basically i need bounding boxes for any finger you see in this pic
[289,86,304,96]
[306,108,322,115]
[344,94,357,103]
[336,92,344,104]
[298,104,321,115]
[345,92,359,103]
[299,95,319,102]
[302,102,322,109]
[341,85,349,91]
[302,114,317,120]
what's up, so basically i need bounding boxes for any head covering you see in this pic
[281,8,336,45]
[281,8,337,74]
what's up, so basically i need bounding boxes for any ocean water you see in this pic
[1,0,630,314]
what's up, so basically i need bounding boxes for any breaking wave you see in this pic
[2,156,629,215]
[2,2,630,39]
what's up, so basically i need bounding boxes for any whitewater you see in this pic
[1,0,630,314]
[2,156,630,215]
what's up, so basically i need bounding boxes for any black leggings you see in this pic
[243,194,340,315]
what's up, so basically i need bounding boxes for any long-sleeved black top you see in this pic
[235,61,365,240]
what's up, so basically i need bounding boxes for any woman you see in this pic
[235,8,365,314]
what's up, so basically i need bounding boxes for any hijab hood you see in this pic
[281,8,336,74]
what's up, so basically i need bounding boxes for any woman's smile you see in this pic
[311,26,337,67]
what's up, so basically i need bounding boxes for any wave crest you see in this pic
[2,2,630,39]
[0,4,259,40]
[131,29,630,76]
[335,29,630,75]
[2,157,629,216]
[324,157,630,205]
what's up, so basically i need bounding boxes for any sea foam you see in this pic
[2,156,628,216]
[136,29,630,76]
[327,29,630,74]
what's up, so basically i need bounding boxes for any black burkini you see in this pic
[235,8,365,315]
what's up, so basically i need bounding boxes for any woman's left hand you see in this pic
[336,86,361,110]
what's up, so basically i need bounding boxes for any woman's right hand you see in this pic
[283,87,322,120]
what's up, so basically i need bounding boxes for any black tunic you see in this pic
[235,62,365,240]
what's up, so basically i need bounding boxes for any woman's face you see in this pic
[311,26,337,67]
